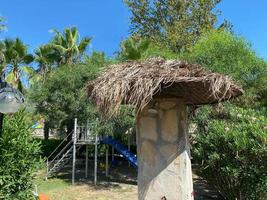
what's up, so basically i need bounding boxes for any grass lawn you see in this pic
[34,161,137,200]
[36,177,137,200]
[34,160,222,200]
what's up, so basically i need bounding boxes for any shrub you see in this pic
[192,104,267,200]
[183,30,267,109]
[184,30,266,83]
[0,110,41,200]
[34,138,64,158]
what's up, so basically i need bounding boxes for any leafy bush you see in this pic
[34,138,64,158]
[193,104,267,200]
[184,30,266,83]
[0,110,41,200]
[183,29,267,200]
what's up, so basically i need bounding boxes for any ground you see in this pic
[35,159,222,200]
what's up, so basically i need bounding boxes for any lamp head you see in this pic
[0,83,24,114]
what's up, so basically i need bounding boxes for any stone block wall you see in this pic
[136,98,193,200]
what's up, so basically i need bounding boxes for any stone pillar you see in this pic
[137,98,193,200]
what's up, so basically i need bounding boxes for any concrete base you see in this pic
[136,98,193,200]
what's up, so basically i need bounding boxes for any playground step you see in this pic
[46,145,82,178]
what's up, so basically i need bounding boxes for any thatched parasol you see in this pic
[87,57,244,200]
[87,57,243,115]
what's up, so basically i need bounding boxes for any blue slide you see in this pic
[102,137,138,168]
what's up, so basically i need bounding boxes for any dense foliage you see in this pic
[183,30,267,199]
[183,30,267,109]
[0,38,34,90]
[118,37,150,61]
[184,30,266,84]
[125,0,229,52]
[44,27,91,65]
[29,61,101,136]
[193,104,267,200]
[0,110,41,200]
[1,3,266,200]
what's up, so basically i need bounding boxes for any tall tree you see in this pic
[0,17,6,72]
[125,0,227,52]
[0,17,6,33]
[34,45,58,77]
[1,38,34,91]
[29,57,105,138]
[0,42,6,72]
[47,27,91,65]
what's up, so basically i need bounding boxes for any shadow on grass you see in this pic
[49,158,137,190]
[45,159,223,199]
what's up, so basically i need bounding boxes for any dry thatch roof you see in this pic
[87,58,243,116]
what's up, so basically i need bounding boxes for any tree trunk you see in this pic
[44,121,49,140]
[0,113,4,138]
[66,119,74,141]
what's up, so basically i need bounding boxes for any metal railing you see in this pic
[45,120,100,180]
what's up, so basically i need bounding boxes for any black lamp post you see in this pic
[0,77,24,137]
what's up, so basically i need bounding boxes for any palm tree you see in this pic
[47,27,91,65]
[34,45,59,76]
[0,42,6,73]
[2,38,34,91]
[0,17,6,32]
[118,37,150,61]
[0,17,6,73]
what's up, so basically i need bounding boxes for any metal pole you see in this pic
[85,119,89,179]
[111,147,114,162]
[105,145,109,177]
[111,133,114,162]
[128,131,131,167]
[72,118,77,185]
[94,134,98,185]
[86,119,89,141]
[45,159,49,181]
[85,145,88,178]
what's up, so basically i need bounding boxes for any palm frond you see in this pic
[20,66,35,76]
[14,38,27,58]
[5,71,16,86]
[71,27,79,44]
[78,37,91,53]
[23,54,34,64]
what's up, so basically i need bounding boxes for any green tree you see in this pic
[118,37,150,60]
[181,30,267,199]
[0,110,41,200]
[34,45,58,77]
[0,41,6,72]
[46,27,91,65]
[125,0,228,52]
[183,30,267,108]
[29,52,106,138]
[1,38,34,91]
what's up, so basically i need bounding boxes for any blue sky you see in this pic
[1,0,267,59]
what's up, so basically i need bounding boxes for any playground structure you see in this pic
[45,118,137,184]
[87,58,243,200]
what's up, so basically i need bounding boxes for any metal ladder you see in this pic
[45,119,96,181]
[45,131,78,179]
